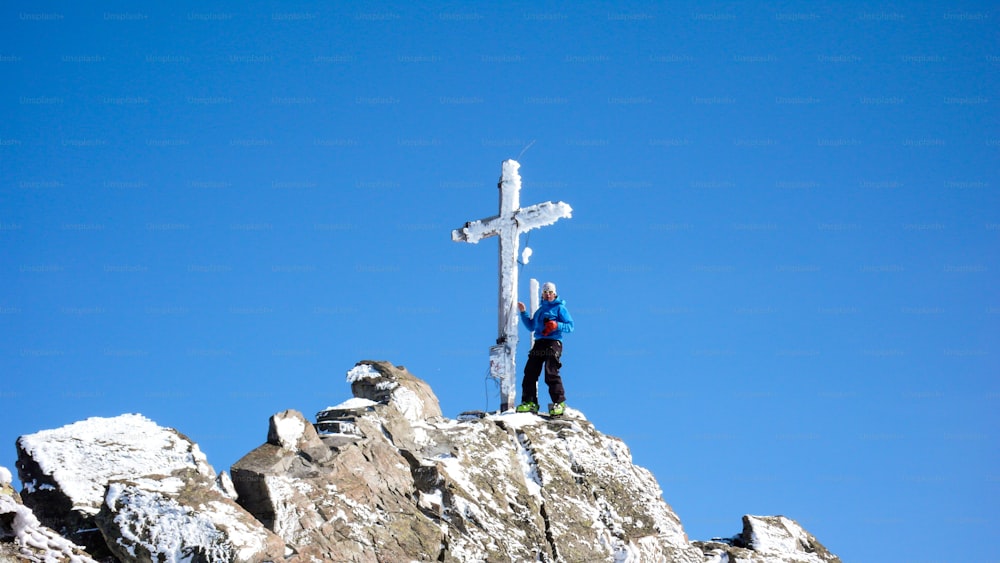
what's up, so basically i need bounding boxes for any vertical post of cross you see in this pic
[497,159,521,378]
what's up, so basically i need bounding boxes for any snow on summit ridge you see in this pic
[8,361,841,562]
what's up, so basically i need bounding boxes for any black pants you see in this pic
[521,339,565,404]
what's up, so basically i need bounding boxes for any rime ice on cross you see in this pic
[452,160,572,411]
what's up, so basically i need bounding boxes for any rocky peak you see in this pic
[11,360,841,562]
[232,361,839,562]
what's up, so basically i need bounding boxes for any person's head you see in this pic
[541,282,557,300]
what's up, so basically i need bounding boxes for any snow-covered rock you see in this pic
[346,360,446,455]
[14,413,284,561]
[0,467,15,504]
[1,466,97,562]
[346,360,443,424]
[694,514,840,563]
[17,413,214,513]
[96,470,285,563]
[8,361,841,562]
[267,409,333,464]
[15,413,215,555]
[232,361,706,562]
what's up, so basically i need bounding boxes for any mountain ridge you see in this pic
[3,360,840,562]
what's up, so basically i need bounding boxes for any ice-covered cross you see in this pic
[452,160,572,411]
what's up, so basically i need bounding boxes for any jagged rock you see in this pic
[15,413,215,556]
[233,402,443,561]
[216,471,239,500]
[314,397,373,448]
[14,413,282,562]
[268,409,334,465]
[695,514,841,563]
[0,465,97,563]
[347,361,446,456]
[233,361,708,562]
[348,360,443,420]
[96,468,285,563]
[507,416,699,562]
[7,361,842,562]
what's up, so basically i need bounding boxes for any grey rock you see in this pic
[267,409,334,465]
[96,468,285,563]
[1,465,97,563]
[233,361,708,562]
[233,407,443,561]
[15,413,215,557]
[347,360,443,420]
[217,471,239,500]
[8,361,842,563]
[13,414,282,562]
[695,514,842,563]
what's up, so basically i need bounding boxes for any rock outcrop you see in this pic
[231,360,705,562]
[1,465,97,562]
[695,515,840,563]
[10,360,842,562]
[15,413,216,556]
[15,414,284,562]
[95,468,286,563]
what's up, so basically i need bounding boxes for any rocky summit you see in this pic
[5,360,842,562]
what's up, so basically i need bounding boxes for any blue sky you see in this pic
[2,1,997,560]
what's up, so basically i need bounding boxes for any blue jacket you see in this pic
[520,297,574,341]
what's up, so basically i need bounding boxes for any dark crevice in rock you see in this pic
[504,424,559,562]
[436,534,448,562]
[538,501,559,563]
[379,422,395,444]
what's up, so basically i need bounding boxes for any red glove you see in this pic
[542,320,558,336]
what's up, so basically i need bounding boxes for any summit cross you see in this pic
[452,159,572,412]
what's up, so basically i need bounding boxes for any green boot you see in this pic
[515,401,539,413]
[549,402,567,416]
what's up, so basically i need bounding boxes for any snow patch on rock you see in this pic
[215,471,238,500]
[0,492,97,562]
[345,363,381,383]
[100,474,282,563]
[323,397,378,411]
[263,474,320,543]
[105,483,231,562]
[513,432,543,497]
[17,413,214,515]
[391,383,425,423]
[272,414,306,451]
[746,514,820,557]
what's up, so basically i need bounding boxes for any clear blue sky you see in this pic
[2,2,997,560]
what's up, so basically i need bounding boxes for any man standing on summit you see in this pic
[516,282,574,416]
